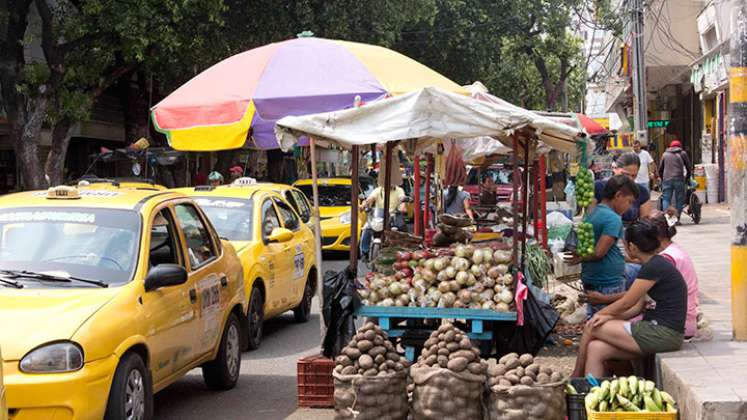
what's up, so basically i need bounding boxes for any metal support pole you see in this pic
[350,145,360,272]
[511,136,520,270]
[414,154,422,237]
[309,137,325,339]
[521,140,531,270]
[424,155,432,234]
[631,0,648,145]
[539,155,548,249]
[729,0,747,341]
[383,142,393,232]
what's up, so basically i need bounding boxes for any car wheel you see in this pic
[202,313,242,390]
[293,277,314,323]
[105,353,153,420]
[246,286,264,350]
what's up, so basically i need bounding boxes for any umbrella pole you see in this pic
[309,137,325,339]
[383,142,393,232]
[520,139,531,270]
[511,136,520,271]
[424,155,432,236]
[350,145,360,272]
[539,155,548,249]
[414,154,421,237]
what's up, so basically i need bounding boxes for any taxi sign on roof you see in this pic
[46,186,80,199]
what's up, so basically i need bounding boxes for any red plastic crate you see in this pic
[297,354,334,408]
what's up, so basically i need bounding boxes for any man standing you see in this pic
[659,140,691,220]
[633,141,656,191]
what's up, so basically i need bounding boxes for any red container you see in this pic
[297,354,334,408]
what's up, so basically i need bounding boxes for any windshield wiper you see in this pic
[0,276,23,288]
[0,270,108,288]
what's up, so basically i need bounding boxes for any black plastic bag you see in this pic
[322,266,360,358]
[564,227,579,253]
[492,276,559,356]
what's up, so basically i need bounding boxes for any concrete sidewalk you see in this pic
[658,205,747,420]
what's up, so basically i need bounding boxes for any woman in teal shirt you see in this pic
[567,175,639,317]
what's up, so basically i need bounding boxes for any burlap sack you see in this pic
[333,370,408,420]
[486,380,566,420]
[410,365,485,420]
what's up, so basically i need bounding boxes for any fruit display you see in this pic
[579,377,677,413]
[575,167,594,208]
[410,323,486,420]
[576,222,594,258]
[485,353,567,420]
[359,243,515,310]
[333,323,409,420]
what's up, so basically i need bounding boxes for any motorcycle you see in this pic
[363,203,409,269]
[658,178,702,224]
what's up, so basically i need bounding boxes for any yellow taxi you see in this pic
[292,178,372,252]
[175,179,317,350]
[0,185,247,420]
[74,177,167,191]
[1,348,6,420]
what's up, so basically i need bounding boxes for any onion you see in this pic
[396,294,410,307]
[494,284,503,294]
[443,292,457,306]
[502,273,514,286]
[480,289,494,302]
[482,276,495,288]
[358,289,370,299]
[469,302,481,309]
[433,258,446,271]
[454,244,467,258]
[424,258,436,271]
[445,266,457,279]
[436,270,448,282]
[452,257,470,271]
[493,250,511,264]
[487,266,501,279]
[421,269,436,283]
[438,281,451,293]
[400,282,411,294]
[458,289,472,304]
[464,244,475,257]
[389,282,403,296]
[380,298,395,307]
[466,273,477,286]
[481,248,494,263]
[499,288,514,304]
[448,280,460,292]
[496,264,509,275]
[455,270,469,285]
[414,278,428,291]
[482,301,495,310]
[453,300,466,308]
[470,291,481,303]
[472,251,484,264]
[470,264,483,276]
[496,302,510,312]
[471,282,485,293]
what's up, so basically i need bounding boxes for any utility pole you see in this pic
[729,0,747,341]
[630,0,648,145]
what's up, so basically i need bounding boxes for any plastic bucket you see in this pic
[694,176,706,191]
[566,393,587,420]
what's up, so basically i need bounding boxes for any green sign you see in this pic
[648,120,671,128]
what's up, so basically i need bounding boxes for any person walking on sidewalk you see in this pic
[659,140,691,220]
[633,140,657,192]
[593,152,653,225]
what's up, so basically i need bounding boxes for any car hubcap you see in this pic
[226,323,240,378]
[125,369,145,420]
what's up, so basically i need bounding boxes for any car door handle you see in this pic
[220,276,228,288]
[189,289,197,303]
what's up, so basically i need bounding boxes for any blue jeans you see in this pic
[662,179,686,215]
[584,282,625,318]
[624,263,641,289]
[360,227,373,256]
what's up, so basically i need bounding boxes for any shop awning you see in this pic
[275,87,583,153]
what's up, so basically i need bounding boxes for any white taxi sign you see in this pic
[46,186,81,200]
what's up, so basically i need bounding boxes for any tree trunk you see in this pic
[44,118,73,186]
[12,95,49,190]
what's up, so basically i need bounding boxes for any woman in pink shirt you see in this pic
[650,210,699,337]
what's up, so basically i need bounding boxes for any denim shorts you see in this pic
[584,282,625,318]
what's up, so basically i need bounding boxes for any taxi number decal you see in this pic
[0,211,95,224]
[293,246,304,279]
[197,276,221,351]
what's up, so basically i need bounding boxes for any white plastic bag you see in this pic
[547,211,573,241]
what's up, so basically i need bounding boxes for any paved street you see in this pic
[152,253,352,420]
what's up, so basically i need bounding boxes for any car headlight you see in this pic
[339,211,351,224]
[20,342,84,373]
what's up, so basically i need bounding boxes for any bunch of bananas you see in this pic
[576,377,677,413]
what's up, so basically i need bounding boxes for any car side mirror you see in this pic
[144,264,188,292]
[268,227,293,243]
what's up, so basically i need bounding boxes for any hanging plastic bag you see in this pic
[546,211,574,241]
[322,267,361,358]
[492,281,559,356]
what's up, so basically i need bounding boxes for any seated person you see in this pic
[479,176,497,205]
[586,209,700,338]
[571,221,687,377]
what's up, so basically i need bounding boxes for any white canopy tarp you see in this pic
[275,87,583,154]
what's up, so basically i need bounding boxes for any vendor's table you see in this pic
[355,305,517,361]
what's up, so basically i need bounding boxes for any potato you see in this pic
[459,337,472,349]
[424,337,437,348]
[446,342,460,352]
[519,353,534,367]
[444,330,456,342]
[369,346,386,357]
[340,365,356,375]
[467,362,484,374]
[362,368,377,376]
[505,373,520,384]
[374,354,385,365]
[447,357,468,372]
[438,323,451,333]
[499,352,519,365]
[384,340,395,351]
[363,330,376,341]
[438,341,447,349]
[525,363,540,376]
[386,351,400,362]
[334,364,343,374]
[359,354,374,370]
[550,371,563,383]
[344,347,361,359]
[450,350,476,362]
[373,335,384,346]
[504,358,521,370]
[357,339,373,352]
[520,376,535,386]
[437,355,449,368]
[515,366,525,377]
[536,372,549,384]
[354,332,364,341]
[437,347,450,356]
[540,366,552,375]
[499,378,513,387]
[488,363,506,377]
[424,355,437,366]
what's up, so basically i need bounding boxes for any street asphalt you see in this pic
[153,252,354,420]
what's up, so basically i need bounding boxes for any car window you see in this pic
[174,204,216,269]
[261,199,281,240]
[286,191,310,223]
[296,184,352,207]
[193,197,253,241]
[149,209,181,267]
[273,197,300,231]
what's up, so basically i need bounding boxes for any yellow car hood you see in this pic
[0,289,118,360]
[319,207,349,219]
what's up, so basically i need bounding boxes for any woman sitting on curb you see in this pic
[584,209,700,339]
[571,221,687,377]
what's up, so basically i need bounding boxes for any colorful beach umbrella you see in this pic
[152,37,467,151]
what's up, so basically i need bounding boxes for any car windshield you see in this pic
[194,197,253,241]
[297,185,353,207]
[467,168,513,185]
[0,207,140,286]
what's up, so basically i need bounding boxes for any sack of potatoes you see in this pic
[485,352,567,420]
[410,323,487,420]
[333,322,409,420]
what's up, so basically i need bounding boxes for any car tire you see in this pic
[246,286,264,350]
[202,313,242,390]
[293,277,314,323]
[104,352,153,420]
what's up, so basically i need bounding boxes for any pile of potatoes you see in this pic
[411,323,486,420]
[487,352,564,388]
[485,352,567,420]
[333,323,409,420]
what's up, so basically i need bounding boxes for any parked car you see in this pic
[175,180,318,349]
[0,185,247,420]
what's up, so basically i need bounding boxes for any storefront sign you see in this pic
[647,120,671,128]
